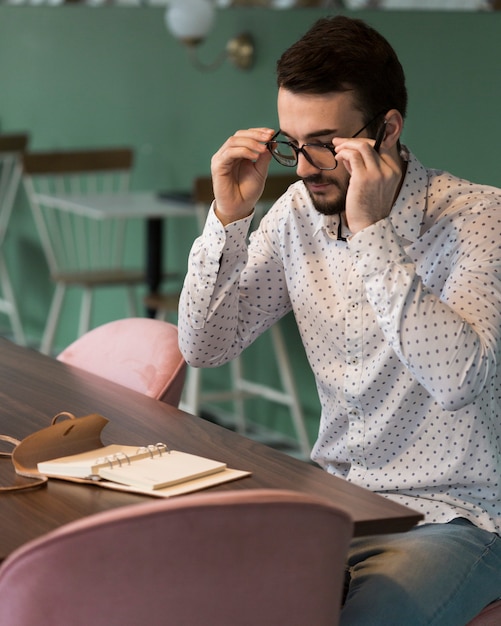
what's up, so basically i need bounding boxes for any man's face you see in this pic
[277,88,367,216]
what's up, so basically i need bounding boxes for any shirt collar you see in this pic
[310,148,428,243]
[312,207,339,238]
[389,148,428,244]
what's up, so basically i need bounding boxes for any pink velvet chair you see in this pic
[57,317,186,406]
[467,599,501,625]
[0,489,353,626]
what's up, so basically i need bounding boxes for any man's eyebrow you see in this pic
[279,128,338,141]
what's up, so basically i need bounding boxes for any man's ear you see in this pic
[380,109,404,150]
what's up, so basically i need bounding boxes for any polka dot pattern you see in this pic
[178,150,501,534]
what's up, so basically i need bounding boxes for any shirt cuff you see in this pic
[204,203,254,257]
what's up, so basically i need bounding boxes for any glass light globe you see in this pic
[165,0,215,44]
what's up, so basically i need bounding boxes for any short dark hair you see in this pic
[276,16,408,131]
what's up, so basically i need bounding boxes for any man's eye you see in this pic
[310,141,332,147]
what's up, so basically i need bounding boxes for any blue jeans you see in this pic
[341,518,501,626]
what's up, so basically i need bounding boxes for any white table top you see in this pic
[33,191,202,220]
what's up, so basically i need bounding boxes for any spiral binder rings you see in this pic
[38,443,230,491]
[10,413,250,498]
[38,443,171,479]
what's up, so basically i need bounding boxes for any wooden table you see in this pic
[0,339,423,560]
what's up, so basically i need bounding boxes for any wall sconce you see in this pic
[165,0,255,72]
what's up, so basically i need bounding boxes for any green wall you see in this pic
[0,7,499,444]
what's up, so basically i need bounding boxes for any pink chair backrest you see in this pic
[57,318,186,406]
[0,489,353,626]
[466,599,501,625]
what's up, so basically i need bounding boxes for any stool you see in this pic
[180,323,311,459]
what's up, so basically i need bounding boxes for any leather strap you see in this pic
[0,427,58,493]
[0,412,104,493]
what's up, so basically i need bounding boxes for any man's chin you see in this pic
[304,178,346,216]
[310,194,345,216]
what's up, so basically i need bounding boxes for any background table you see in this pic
[33,190,204,309]
[0,339,423,559]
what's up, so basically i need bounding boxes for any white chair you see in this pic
[22,147,145,355]
[0,133,29,345]
[146,175,312,459]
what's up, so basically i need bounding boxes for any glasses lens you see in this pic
[268,139,297,167]
[304,145,337,170]
[267,137,338,170]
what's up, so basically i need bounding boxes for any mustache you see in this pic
[302,173,327,185]
[301,173,342,189]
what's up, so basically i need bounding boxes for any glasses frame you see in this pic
[266,111,387,170]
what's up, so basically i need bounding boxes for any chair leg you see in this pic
[78,288,93,337]
[126,287,137,318]
[229,356,248,434]
[269,324,311,458]
[0,255,26,345]
[180,366,202,415]
[41,283,66,355]
[155,309,168,322]
[181,358,246,433]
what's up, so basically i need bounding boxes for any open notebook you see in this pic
[12,413,250,498]
[38,444,240,493]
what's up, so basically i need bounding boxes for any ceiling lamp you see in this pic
[165,0,255,71]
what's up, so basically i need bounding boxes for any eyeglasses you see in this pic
[266,112,386,170]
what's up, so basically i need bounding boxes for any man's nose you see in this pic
[295,151,319,178]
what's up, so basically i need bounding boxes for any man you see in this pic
[178,16,501,625]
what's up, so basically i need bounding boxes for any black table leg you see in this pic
[146,217,163,318]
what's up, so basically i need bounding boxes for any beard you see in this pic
[302,173,347,216]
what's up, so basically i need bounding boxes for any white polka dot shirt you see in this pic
[179,150,501,534]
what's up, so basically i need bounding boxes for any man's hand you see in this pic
[332,135,403,234]
[211,128,275,226]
